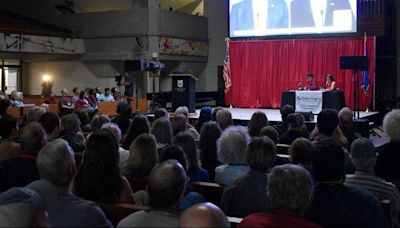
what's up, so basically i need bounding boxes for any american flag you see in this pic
[223,38,232,93]
[361,34,369,94]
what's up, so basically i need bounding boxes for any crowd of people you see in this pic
[0,89,399,227]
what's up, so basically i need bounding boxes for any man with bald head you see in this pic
[338,107,361,148]
[0,122,47,191]
[117,160,187,227]
[180,202,230,227]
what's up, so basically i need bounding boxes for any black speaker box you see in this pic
[340,56,368,71]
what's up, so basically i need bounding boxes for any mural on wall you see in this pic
[0,33,85,54]
[159,37,208,57]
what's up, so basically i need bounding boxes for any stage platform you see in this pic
[189,108,379,123]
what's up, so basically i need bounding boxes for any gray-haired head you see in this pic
[268,164,312,214]
[175,106,189,119]
[36,139,75,186]
[61,113,81,133]
[180,202,230,228]
[26,106,47,123]
[338,107,353,128]
[287,113,305,130]
[151,117,173,144]
[383,110,400,142]
[90,114,111,132]
[350,138,376,171]
[216,108,233,130]
[102,122,122,142]
[217,126,250,164]
[19,122,46,155]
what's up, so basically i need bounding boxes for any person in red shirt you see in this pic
[324,74,337,91]
[238,164,320,228]
[75,91,90,109]
[304,73,319,90]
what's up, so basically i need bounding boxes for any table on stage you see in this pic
[281,90,346,113]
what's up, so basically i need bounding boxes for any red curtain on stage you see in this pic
[225,37,375,110]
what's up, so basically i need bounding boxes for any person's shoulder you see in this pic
[117,210,146,227]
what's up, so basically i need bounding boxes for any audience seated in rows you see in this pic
[75,91,92,110]
[304,138,387,227]
[151,117,173,152]
[195,106,212,132]
[345,138,400,226]
[121,114,150,150]
[73,109,91,132]
[199,121,222,181]
[98,88,115,102]
[248,111,269,137]
[173,131,209,182]
[289,138,316,184]
[74,130,135,204]
[222,136,276,218]
[123,133,158,193]
[216,108,233,131]
[117,160,186,227]
[26,106,46,124]
[273,104,295,137]
[38,112,61,142]
[338,107,361,149]
[279,113,309,145]
[0,122,46,190]
[102,123,130,167]
[71,87,80,105]
[215,126,250,186]
[90,114,111,132]
[180,202,230,228]
[375,109,400,180]
[30,139,112,227]
[87,88,98,109]
[175,106,200,141]
[60,114,86,152]
[0,116,20,160]
[239,164,319,228]
[112,100,132,136]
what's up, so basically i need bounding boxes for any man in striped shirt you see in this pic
[345,138,400,226]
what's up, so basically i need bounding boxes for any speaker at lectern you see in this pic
[170,74,197,113]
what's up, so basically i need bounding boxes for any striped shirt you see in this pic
[345,171,400,224]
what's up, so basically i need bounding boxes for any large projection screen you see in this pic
[229,0,357,38]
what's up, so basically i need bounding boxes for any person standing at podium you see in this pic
[324,74,337,91]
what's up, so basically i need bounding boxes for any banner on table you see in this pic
[295,91,323,113]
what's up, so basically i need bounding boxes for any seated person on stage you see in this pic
[345,138,400,226]
[324,74,337,91]
[239,164,319,228]
[301,73,319,91]
[98,88,115,102]
[59,89,75,114]
[304,138,388,227]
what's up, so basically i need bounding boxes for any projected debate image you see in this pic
[229,0,357,38]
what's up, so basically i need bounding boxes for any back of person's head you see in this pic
[61,113,81,133]
[317,109,339,136]
[90,114,111,132]
[0,115,17,140]
[148,160,187,210]
[280,105,295,122]
[0,99,11,116]
[79,91,85,99]
[73,109,90,125]
[26,106,46,123]
[383,109,400,142]
[124,133,158,177]
[180,202,230,227]
[338,107,353,128]
[287,113,305,130]
[212,107,223,121]
[172,114,187,136]
[311,138,345,183]
[0,187,49,226]
[160,145,188,172]
[72,87,79,94]
[289,138,313,165]
[102,123,122,142]
[154,108,169,120]
[74,129,122,202]
[246,136,276,172]
[175,106,189,119]
[151,117,173,144]
[268,164,312,214]
[259,126,279,144]
[116,100,132,118]
[217,126,249,164]
[198,106,212,123]
[350,138,376,171]
[199,121,222,163]
[173,131,199,173]
[38,112,60,135]
[216,108,233,130]
[122,114,150,149]
[248,111,269,137]
[36,139,75,186]
[19,122,46,155]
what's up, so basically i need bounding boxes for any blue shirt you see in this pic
[215,164,250,186]
[98,94,115,102]
[188,167,209,182]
